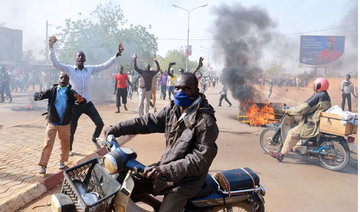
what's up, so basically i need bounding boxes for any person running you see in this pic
[218,85,232,107]
[48,35,124,155]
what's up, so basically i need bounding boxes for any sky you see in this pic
[0,0,357,73]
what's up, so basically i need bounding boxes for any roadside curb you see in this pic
[40,147,108,191]
[0,182,47,212]
[1,147,108,212]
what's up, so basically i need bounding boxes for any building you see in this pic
[0,26,23,66]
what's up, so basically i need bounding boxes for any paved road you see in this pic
[1,84,358,212]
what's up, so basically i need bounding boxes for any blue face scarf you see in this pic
[174,90,193,107]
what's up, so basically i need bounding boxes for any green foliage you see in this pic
[55,2,157,68]
[264,60,285,78]
[158,49,204,75]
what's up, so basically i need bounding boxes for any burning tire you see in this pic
[259,128,282,154]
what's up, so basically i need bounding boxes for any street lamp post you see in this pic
[172,4,208,72]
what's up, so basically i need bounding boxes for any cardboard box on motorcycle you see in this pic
[319,112,357,136]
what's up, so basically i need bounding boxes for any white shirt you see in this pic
[341,79,352,94]
[49,48,117,101]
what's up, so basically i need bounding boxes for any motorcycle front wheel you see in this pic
[318,138,350,171]
[259,128,282,154]
[211,194,265,212]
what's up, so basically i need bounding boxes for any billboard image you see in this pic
[300,35,345,65]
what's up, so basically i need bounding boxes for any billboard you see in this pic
[299,35,345,66]
[184,45,192,56]
[0,27,23,65]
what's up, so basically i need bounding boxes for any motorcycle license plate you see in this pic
[348,142,356,151]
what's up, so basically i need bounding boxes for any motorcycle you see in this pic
[51,135,266,212]
[259,114,355,171]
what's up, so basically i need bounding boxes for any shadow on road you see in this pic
[220,129,255,136]
[271,153,358,175]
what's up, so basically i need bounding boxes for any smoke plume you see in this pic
[338,5,358,76]
[212,4,276,102]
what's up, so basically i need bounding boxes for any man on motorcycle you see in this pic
[270,78,331,161]
[105,72,219,211]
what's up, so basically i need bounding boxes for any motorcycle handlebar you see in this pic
[100,135,168,181]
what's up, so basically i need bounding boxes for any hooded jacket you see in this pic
[287,91,331,138]
[111,94,218,197]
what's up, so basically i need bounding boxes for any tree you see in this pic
[159,49,204,75]
[264,60,285,78]
[55,2,158,67]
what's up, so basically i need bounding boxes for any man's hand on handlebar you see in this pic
[104,125,119,138]
[144,166,163,180]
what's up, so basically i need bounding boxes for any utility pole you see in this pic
[45,20,48,62]
[172,4,208,72]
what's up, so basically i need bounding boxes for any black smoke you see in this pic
[212,4,276,102]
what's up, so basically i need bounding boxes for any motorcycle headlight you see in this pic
[103,154,118,174]
[102,147,137,174]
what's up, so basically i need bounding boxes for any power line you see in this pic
[157,23,357,41]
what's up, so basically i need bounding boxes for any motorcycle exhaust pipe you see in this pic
[307,147,329,156]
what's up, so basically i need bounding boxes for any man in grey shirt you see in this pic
[341,74,357,111]
[48,35,124,154]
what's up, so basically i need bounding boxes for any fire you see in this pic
[11,104,33,111]
[242,100,277,126]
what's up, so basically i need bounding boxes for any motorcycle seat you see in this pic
[215,168,259,193]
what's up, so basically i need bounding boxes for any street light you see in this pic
[172,4,208,72]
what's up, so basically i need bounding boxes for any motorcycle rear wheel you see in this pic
[259,128,282,154]
[211,195,264,212]
[318,139,350,171]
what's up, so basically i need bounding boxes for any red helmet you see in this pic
[313,77,329,92]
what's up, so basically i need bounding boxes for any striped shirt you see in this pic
[49,48,117,101]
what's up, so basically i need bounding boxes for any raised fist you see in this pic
[49,35,57,48]
[116,43,124,57]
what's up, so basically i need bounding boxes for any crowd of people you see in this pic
[0,34,357,209]
[30,36,221,210]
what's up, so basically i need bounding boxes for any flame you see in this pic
[243,100,277,126]
[11,104,33,111]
